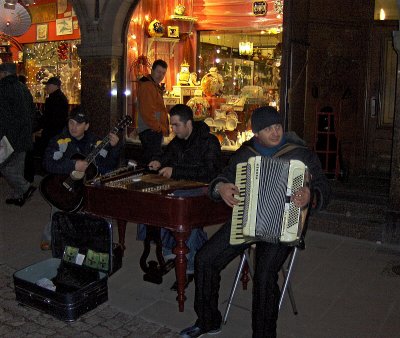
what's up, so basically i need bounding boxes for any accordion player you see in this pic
[230,156,309,246]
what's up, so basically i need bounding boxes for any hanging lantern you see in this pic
[239,41,253,56]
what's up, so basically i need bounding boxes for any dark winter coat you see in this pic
[41,88,69,142]
[43,128,121,175]
[209,131,331,212]
[159,121,222,183]
[0,74,35,152]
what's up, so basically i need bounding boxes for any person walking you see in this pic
[0,63,37,207]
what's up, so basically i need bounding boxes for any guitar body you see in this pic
[39,116,132,212]
[39,156,98,212]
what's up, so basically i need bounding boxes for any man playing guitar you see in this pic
[40,106,122,250]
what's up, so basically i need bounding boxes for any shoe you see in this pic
[179,324,221,338]
[40,240,51,251]
[5,186,36,207]
[5,197,25,206]
[170,273,194,291]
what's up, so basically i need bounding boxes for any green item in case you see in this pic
[63,246,79,263]
[98,252,109,271]
[85,249,100,270]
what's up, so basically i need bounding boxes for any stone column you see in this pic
[78,51,123,137]
[71,0,133,136]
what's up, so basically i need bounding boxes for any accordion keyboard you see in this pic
[230,162,249,245]
[230,156,308,246]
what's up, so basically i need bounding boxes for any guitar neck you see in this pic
[85,135,111,164]
[79,117,131,166]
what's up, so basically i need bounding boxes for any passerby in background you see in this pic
[0,63,37,207]
[136,59,169,165]
[35,76,69,160]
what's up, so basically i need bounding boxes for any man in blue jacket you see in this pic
[40,106,121,250]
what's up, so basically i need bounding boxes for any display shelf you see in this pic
[147,37,179,58]
[170,15,197,35]
[171,85,201,104]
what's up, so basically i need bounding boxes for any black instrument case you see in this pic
[13,211,123,321]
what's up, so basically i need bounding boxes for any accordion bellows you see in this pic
[230,156,308,245]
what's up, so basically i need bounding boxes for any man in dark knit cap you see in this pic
[180,106,331,338]
[0,62,37,206]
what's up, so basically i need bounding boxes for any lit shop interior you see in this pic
[126,0,284,150]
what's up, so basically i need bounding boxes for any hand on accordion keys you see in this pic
[215,182,240,208]
[291,186,311,208]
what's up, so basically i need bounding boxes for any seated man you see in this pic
[40,106,122,250]
[140,103,222,289]
[180,106,331,338]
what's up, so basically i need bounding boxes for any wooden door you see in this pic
[366,21,396,177]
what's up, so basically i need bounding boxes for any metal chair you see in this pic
[223,243,303,324]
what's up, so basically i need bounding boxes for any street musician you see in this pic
[180,106,331,338]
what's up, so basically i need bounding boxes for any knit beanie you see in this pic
[251,106,283,133]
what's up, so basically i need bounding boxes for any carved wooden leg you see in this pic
[117,219,127,252]
[172,230,190,312]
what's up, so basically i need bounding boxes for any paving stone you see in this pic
[88,324,114,337]
[37,327,58,336]
[101,317,125,330]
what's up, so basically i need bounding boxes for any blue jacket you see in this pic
[43,128,121,175]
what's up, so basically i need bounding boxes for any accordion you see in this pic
[230,156,309,246]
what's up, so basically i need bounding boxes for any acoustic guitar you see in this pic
[39,116,132,212]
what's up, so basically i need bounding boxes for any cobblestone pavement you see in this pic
[0,263,179,338]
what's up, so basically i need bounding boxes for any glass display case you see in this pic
[218,58,254,95]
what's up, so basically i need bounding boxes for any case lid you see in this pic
[51,211,113,273]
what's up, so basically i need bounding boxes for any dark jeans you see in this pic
[194,222,292,338]
[138,129,163,165]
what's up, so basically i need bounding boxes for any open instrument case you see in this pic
[13,211,123,321]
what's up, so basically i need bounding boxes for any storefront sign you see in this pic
[253,1,267,16]
[29,3,57,24]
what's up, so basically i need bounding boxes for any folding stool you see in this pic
[223,243,302,324]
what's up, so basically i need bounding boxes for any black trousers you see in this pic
[194,222,292,338]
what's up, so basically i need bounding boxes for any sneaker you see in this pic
[179,324,221,338]
[5,197,25,206]
[5,186,36,207]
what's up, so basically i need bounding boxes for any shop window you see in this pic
[23,40,81,105]
[196,30,282,149]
